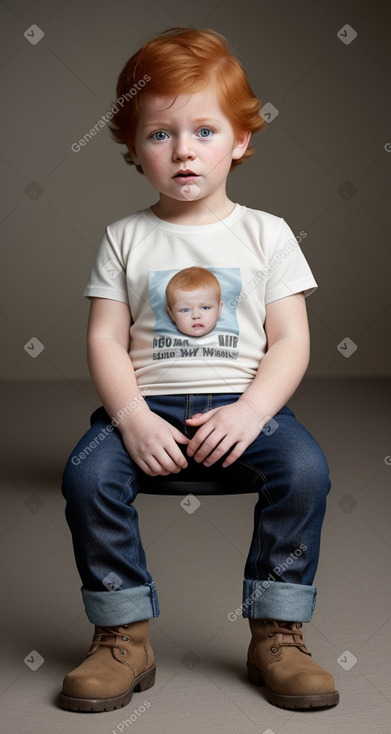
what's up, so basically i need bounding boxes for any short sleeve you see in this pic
[83,225,129,303]
[264,219,318,304]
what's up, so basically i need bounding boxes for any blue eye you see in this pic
[198,128,213,138]
[152,131,168,141]
[180,308,190,313]
[201,306,211,310]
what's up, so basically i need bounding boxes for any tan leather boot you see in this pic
[59,620,156,712]
[247,619,339,709]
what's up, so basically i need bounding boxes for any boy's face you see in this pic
[167,286,223,337]
[131,86,250,206]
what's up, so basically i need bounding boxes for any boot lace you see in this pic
[88,625,130,656]
[270,621,310,654]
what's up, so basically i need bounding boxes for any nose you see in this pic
[172,135,195,161]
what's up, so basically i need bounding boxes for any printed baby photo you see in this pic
[149,266,242,361]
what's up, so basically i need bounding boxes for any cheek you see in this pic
[138,146,166,174]
[207,148,234,174]
[142,155,161,176]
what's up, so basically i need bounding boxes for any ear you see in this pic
[127,143,141,166]
[232,130,251,161]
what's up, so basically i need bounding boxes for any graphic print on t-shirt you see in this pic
[149,267,242,361]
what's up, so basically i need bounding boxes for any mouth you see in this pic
[192,323,203,329]
[173,169,199,184]
[173,169,198,177]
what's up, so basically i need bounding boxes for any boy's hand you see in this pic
[185,401,264,468]
[120,411,189,476]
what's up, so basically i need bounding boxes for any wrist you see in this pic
[110,394,151,433]
[237,393,276,425]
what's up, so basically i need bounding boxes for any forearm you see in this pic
[88,335,190,474]
[237,336,310,423]
[87,336,150,430]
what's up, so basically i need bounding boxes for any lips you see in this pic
[173,169,200,185]
[173,169,198,178]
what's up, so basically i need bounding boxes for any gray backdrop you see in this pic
[0,0,390,382]
[1,4,391,732]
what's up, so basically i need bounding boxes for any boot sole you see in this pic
[247,662,339,709]
[59,664,156,713]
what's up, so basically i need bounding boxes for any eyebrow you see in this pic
[193,117,220,124]
[142,117,221,130]
[175,300,216,307]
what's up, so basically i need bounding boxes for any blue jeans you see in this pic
[62,394,331,626]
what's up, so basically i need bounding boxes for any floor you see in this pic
[1,378,390,734]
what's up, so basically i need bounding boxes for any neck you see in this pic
[151,193,236,225]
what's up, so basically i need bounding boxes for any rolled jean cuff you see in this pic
[81,582,160,626]
[242,580,317,622]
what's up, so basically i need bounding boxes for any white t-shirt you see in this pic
[84,204,317,395]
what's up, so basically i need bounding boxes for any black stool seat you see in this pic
[139,461,265,495]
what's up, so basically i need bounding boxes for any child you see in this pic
[166,266,223,338]
[60,27,339,712]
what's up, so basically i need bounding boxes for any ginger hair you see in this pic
[109,27,265,173]
[166,267,221,309]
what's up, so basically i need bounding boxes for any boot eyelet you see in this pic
[267,632,273,638]
[271,647,278,653]
[123,624,129,629]
[122,635,129,641]
[120,649,126,655]
[296,623,302,629]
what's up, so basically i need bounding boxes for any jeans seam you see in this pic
[184,394,190,436]
[235,459,268,579]
[123,475,142,571]
[149,581,158,616]
[236,458,267,487]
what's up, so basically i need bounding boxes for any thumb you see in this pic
[185,409,216,425]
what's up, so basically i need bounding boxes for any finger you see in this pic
[138,457,170,477]
[186,425,215,457]
[202,436,236,466]
[185,413,208,424]
[185,408,218,425]
[146,458,183,475]
[158,450,188,473]
[221,442,244,468]
[141,441,187,474]
[170,426,190,444]
[172,452,188,470]
[192,431,226,463]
